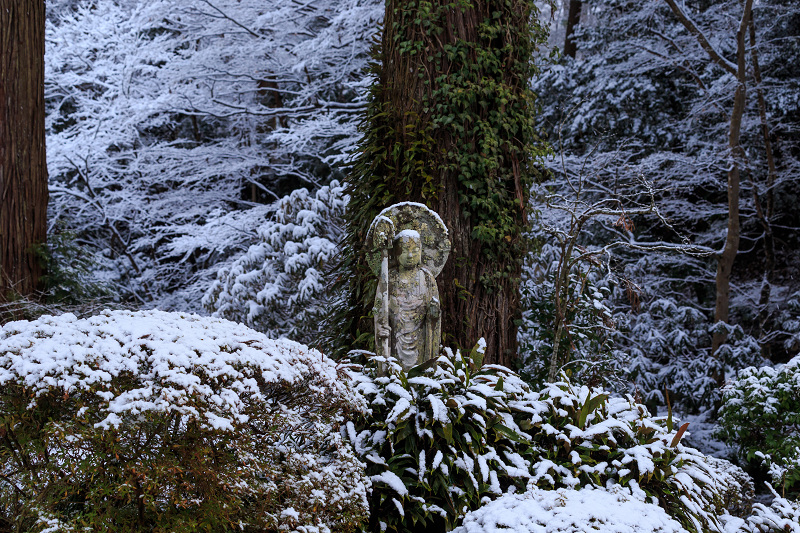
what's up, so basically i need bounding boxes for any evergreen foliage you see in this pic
[203,182,347,345]
[735,487,800,533]
[719,352,800,495]
[345,345,740,533]
[0,311,368,532]
[518,231,620,389]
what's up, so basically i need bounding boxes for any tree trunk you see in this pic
[0,1,48,303]
[748,13,777,357]
[710,1,753,366]
[663,0,753,383]
[563,0,582,59]
[337,0,547,367]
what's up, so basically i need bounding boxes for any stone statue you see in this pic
[366,203,450,371]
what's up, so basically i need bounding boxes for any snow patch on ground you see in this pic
[454,486,689,533]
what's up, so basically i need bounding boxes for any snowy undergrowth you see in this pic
[0,310,368,532]
[344,345,745,533]
[453,486,689,533]
[719,353,800,495]
[732,487,800,533]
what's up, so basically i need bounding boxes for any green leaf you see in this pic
[494,423,525,443]
[442,422,453,444]
[407,358,437,379]
[494,375,504,391]
[470,342,484,370]
[578,393,607,429]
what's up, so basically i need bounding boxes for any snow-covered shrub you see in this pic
[0,310,368,532]
[719,354,800,494]
[203,182,347,344]
[344,343,539,532]
[619,292,767,414]
[453,486,689,533]
[345,346,732,533]
[524,382,734,533]
[774,290,800,356]
[704,456,754,519]
[733,486,800,533]
[622,296,719,411]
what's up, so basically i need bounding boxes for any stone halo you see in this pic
[366,202,451,278]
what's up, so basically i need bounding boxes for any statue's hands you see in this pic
[376,323,392,340]
[429,298,440,320]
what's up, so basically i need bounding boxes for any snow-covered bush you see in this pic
[344,343,538,532]
[622,296,719,411]
[345,345,735,533]
[519,241,619,389]
[523,382,737,533]
[453,486,689,533]
[0,310,368,532]
[719,354,800,494]
[203,182,347,344]
[733,486,800,533]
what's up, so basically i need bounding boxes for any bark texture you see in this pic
[710,0,752,360]
[563,0,582,59]
[0,1,48,302]
[337,0,545,367]
[387,1,534,368]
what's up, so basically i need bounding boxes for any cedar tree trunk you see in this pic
[338,0,546,367]
[0,0,48,302]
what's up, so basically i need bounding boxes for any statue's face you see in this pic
[398,236,422,269]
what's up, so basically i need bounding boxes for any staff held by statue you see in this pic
[372,215,395,360]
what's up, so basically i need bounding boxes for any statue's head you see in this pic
[395,229,422,270]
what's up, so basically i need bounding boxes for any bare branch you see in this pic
[663,0,737,76]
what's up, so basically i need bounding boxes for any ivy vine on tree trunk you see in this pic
[330,0,550,367]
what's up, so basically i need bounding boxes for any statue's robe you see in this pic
[375,266,440,370]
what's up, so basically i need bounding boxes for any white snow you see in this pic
[371,471,408,496]
[395,229,421,241]
[453,486,689,533]
[0,309,359,431]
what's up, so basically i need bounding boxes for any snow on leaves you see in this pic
[720,353,800,492]
[343,347,741,533]
[44,0,380,307]
[0,310,369,531]
[203,182,347,344]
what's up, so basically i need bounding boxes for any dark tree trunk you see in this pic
[664,0,752,381]
[710,1,752,365]
[749,13,777,357]
[563,0,582,59]
[336,0,546,367]
[0,0,48,303]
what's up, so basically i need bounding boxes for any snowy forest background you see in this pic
[40,0,800,416]
[4,0,800,529]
